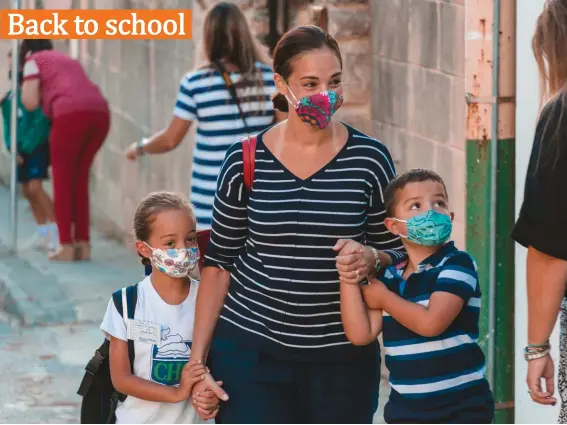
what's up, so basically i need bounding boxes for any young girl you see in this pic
[100,192,221,423]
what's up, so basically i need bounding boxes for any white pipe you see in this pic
[9,0,20,254]
[487,0,501,390]
[70,39,79,60]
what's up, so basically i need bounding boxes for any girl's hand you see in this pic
[193,383,223,420]
[333,239,375,285]
[174,362,207,402]
[125,142,139,161]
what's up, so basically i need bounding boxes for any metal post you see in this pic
[487,0,501,393]
[9,0,20,254]
[465,0,516,422]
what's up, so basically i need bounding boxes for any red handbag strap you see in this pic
[242,135,257,192]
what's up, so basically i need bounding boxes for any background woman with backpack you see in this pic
[125,1,283,230]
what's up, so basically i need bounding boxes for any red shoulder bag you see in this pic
[196,135,257,272]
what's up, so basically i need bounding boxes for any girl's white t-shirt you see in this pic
[100,276,206,424]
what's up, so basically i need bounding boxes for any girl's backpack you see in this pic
[77,284,138,424]
[1,89,50,155]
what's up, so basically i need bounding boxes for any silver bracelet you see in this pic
[524,349,550,362]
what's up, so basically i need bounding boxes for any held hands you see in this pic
[527,354,557,406]
[191,373,229,420]
[333,239,376,285]
[173,361,208,403]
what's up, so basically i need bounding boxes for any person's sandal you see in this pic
[74,242,91,262]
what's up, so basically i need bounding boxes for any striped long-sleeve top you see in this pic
[173,62,276,229]
[204,124,406,362]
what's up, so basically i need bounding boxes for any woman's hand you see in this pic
[527,354,557,406]
[333,239,376,285]
[173,361,208,402]
[125,142,139,161]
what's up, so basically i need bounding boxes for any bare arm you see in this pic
[190,267,231,362]
[527,246,567,344]
[127,117,192,159]
[362,281,464,338]
[109,337,206,403]
[21,79,41,111]
[340,282,382,346]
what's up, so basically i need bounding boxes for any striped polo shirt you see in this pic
[173,62,276,229]
[380,242,491,409]
[204,124,406,362]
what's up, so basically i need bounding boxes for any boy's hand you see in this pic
[173,361,207,402]
[361,279,388,310]
[17,155,23,165]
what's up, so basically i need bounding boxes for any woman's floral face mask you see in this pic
[285,84,344,129]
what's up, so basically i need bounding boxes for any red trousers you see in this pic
[49,110,110,244]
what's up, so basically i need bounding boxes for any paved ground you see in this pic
[0,184,389,423]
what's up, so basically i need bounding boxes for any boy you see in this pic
[340,169,494,423]
[1,49,57,252]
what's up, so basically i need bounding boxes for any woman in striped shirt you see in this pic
[189,26,406,423]
[125,2,281,229]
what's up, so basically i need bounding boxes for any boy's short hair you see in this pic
[384,169,448,217]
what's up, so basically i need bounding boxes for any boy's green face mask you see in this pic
[393,210,452,246]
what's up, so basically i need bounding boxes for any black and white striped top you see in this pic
[204,124,405,362]
[173,62,276,229]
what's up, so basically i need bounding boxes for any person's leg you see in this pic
[21,181,47,224]
[73,110,110,260]
[297,348,380,424]
[208,338,298,424]
[49,113,90,261]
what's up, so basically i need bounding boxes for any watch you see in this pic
[368,246,381,271]
[136,137,148,156]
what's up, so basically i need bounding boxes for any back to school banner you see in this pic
[0,9,192,39]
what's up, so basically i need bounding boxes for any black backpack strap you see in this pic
[214,61,250,134]
[111,284,138,375]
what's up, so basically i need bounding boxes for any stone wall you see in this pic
[0,0,466,247]
[370,0,466,247]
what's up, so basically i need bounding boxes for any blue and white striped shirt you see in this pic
[380,242,491,408]
[174,62,276,228]
[204,124,406,362]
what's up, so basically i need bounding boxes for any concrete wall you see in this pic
[370,0,466,248]
[515,1,559,423]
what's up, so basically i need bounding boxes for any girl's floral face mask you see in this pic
[143,243,199,278]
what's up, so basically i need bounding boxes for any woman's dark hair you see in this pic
[134,191,194,266]
[201,1,270,102]
[271,25,342,111]
[19,39,53,68]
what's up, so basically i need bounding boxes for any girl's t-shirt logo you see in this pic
[150,327,192,386]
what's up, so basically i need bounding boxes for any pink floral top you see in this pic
[23,50,107,120]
